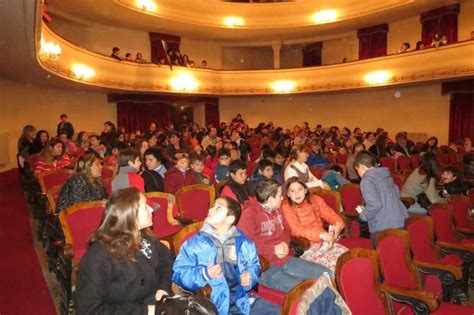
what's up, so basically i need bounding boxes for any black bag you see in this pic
[416,192,431,209]
[155,294,217,315]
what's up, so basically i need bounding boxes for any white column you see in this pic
[272,44,282,69]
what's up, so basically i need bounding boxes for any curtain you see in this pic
[357,24,388,60]
[420,4,459,46]
[149,32,181,64]
[302,42,322,67]
[449,94,474,143]
[205,103,220,128]
[117,102,174,134]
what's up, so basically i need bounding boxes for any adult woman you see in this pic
[56,153,108,212]
[76,131,90,150]
[420,137,438,155]
[100,121,117,147]
[368,134,388,159]
[88,135,110,158]
[75,188,173,314]
[284,145,328,189]
[282,177,347,272]
[34,138,71,177]
[274,134,292,158]
[17,124,36,158]
[29,129,49,155]
[400,152,446,215]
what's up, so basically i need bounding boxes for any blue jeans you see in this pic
[259,257,333,293]
[407,202,427,215]
[249,296,280,315]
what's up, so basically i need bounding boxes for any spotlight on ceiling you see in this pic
[312,10,338,24]
[136,0,157,12]
[364,71,393,85]
[271,80,297,93]
[223,16,245,28]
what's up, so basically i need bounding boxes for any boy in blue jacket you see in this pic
[173,196,280,315]
[353,151,408,246]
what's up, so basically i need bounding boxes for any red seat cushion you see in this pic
[338,237,372,250]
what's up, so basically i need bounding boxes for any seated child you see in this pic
[251,159,282,185]
[112,148,144,193]
[215,148,231,183]
[141,147,165,193]
[440,166,469,197]
[221,160,255,206]
[190,154,211,185]
[163,155,198,194]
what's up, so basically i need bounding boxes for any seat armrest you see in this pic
[456,227,474,238]
[174,217,196,226]
[400,197,415,206]
[259,256,270,273]
[380,283,438,313]
[413,260,462,283]
[290,236,311,257]
[436,241,474,253]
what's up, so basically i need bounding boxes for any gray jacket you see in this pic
[400,168,446,204]
[359,167,408,233]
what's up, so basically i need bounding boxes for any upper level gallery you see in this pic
[37,0,474,95]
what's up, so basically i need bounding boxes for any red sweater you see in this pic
[163,167,198,195]
[238,197,292,266]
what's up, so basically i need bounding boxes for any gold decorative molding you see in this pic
[37,23,474,95]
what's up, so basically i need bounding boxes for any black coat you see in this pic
[75,237,173,314]
[142,170,164,193]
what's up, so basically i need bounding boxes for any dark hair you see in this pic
[112,47,120,53]
[218,148,231,158]
[257,159,273,172]
[262,149,275,160]
[118,148,139,167]
[60,114,68,119]
[58,131,68,138]
[206,145,217,158]
[284,177,311,206]
[221,196,242,225]
[419,152,440,182]
[353,151,377,169]
[255,179,280,203]
[104,121,116,132]
[39,137,65,162]
[125,53,132,58]
[416,41,423,50]
[229,160,247,175]
[18,124,35,150]
[34,129,49,143]
[143,147,163,163]
[274,147,286,157]
[329,164,344,173]
[442,166,460,178]
[91,188,153,260]
[76,131,88,146]
[190,154,204,164]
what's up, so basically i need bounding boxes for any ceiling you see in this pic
[47,0,460,42]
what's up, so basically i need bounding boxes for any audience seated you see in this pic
[189,155,211,185]
[34,138,71,177]
[238,179,333,293]
[75,188,173,314]
[221,160,255,206]
[112,148,144,193]
[284,144,329,190]
[141,147,165,193]
[172,196,280,314]
[110,46,122,61]
[29,129,49,155]
[214,148,231,183]
[163,155,197,194]
[58,131,78,154]
[282,177,347,272]
[439,166,469,197]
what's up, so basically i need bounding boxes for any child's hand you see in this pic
[355,205,365,214]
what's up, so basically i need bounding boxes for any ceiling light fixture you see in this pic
[71,64,96,80]
[271,80,297,93]
[364,71,393,85]
[223,16,245,28]
[136,0,157,12]
[169,73,199,92]
[39,36,62,61]
[312,10,338,24]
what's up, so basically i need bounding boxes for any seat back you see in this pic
[380,158,397,173]
[176,184,215,221]
[397,156,411,173]
[38,169,73,194]
[405,216,439,263]
[448,152,461,164]
[172,221,204,255]
[335,249,389,315]
[376,229,420,290]
[340,184,362,217]
[59,201,105,263]
[313,189,341,213]
[281,279,317,315]
[146,192,182,238]
[101,166,117,181]
[46,184,63,211]
[309,166,324,180]
[336,154,348,165]
[391,174,405,191]
[469,188,474,208]
[448,195,473,230]
[410,155,421,169]
[437,153,449,168]
[428,204,459,243]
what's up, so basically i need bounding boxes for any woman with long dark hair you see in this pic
[29,129,49,155]
[34,138,71,177]
[401,152,446,214]
[75,188,173,314]
[420,136,439,155]
[17,124,36,158]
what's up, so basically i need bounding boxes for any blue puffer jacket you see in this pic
[172,227,260,315]
[359,167,408,233]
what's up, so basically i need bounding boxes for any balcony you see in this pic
[37,22,474,96]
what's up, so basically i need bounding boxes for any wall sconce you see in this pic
[71,63,96,80]
[271,80,297,93]
[312,10,338,24]
[223,16,245,28]
[169,73,199,92]
[364,71,393,85]
[136,0,157,12]
[39,36,62,61]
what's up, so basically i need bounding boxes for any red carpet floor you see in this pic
[0,169,56,315]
